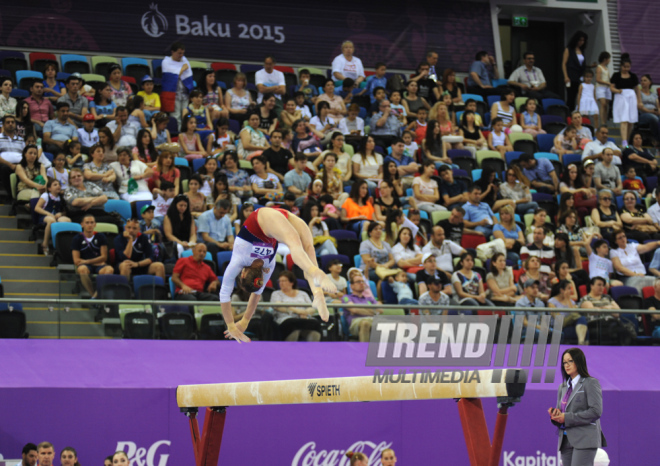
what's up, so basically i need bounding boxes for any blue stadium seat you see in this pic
[462,94,484,103]
[61,54,90,74]
[563,153,582,167]
[536,134,555,153]
[51,222,82,248]
[104,199,132,222]
[16,70,43,90]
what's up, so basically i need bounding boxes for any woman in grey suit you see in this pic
[548,348,606,466]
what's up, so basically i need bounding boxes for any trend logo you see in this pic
[307,382,317,398]
[141,3,168,38]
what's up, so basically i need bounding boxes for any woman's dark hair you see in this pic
[262,92,276,103]
[189,174,204,189]
[212,118,230,148]
[98,127,115,149]
[301,200,320,223]
[180,114,196,133]
[500,87,515,101]
[201,69,217,92]
[383,160,400,184]
[278,270,297,289]
[554,259,571,276]
[63,139,81,154]
[348,179,370,204]
[477,166,498,204]
[554,233,576,268]
[197,156,218,176]
[561,163,583,189]
[367,220,382,236]
[319,151,338,194]
[46,178,60,191]
[317,101,330,113]
[458,251,475,269]
[19,144,41,169]
[550,278,573,298]
[560,347,590,380]
[598,51,611,63]
[166,194,192,237]
[620,52,631,67]
[135,129,156,162]
[424,119,442,156]
[567,31,588,52]
[489,252,506,276]
[558,207,578,228]
[461,110,475,127]
[128,95,144,113]
[384,208,403,243]
[61,447,81,466]
[223,150,239,166]
[557,192,575,221]
[211,174,229,200]
[94,82,112,105]
[394,226,415,251]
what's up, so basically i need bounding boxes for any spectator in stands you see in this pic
[402,80,431,119]
[89,82,117,125]
[490,88,517,130]
[212,176,239,219]
[620,191,660,241]
[384,137,419,188]
[649,189,660,227]
[164,194,197,257]
[295,68,318,104]
[107,63,133,107]
[476,167,515,213]
[549,278,588,344]
[152,180,177,219]
[105,106,138,147]
[97,126,117,163]
[171,242,220,301]
[373,180,402,222]
[15,144,46,201]
[610,229,660,289]
[82,143,118,200]
[177,113,207,160]
[521,226,555,274]
[42,102,78,155]
[452,251,492,311]
[524,207,554,245]
[17,442,38,466]
[437,165,467,210]
[314,131,352,181]
[315,151,348,208]
[423,120,450,166]
[578,276,620,311]
[182,89,212,131]
[417,254,454,301]
[115,218,165,281]
[139,204,163,246]
[513,279,546,335]
[487,252,519,305]
[127,95,149,130]
[638,75,660,146]
[467,51,500,97]
[360,221,398,284]
[25,81,53,135]
[610,54,639,147]
[392,226,423,273]
[622,131,658,179]
[562,31,591,110]
[109,147,153,202]
[462,184,498,237]
[594,148,622,195]
[591,189,622,242]
[371,101,404,149]
[184,175,208,219]
[152,150,179,196]
[36,442,56,466]
[518,256,551,301]
[224,72,253,124]
[501,167,538,216]
[488,117,513,157]
[554,233,589,287]
[341,179,374,234]
[317,79,347,119]
[300,202,338,256]
[551,125,580,162]
[250,155,283,203]
[132,129,158,167]
[197,198,234,261]
[338,103,365,142]
[0,77,15,120]
[437,206,468,244]
[271,271,322,341]
[255,55,286,104]
[57,73,88,126]
[279,97,301,131]
[161,42,194,126]
[582,125,622,164]
[71,213,114,297]
[342,271,380,342]
[237,112,269,160]
[410,61,440,104]
[150,112,172,151]
[137,75,161,121]
[643,279,660,336]
[351,135,382,189]
[507,52,560,101]
[284,152,312,202]
[14,101,33,142]
[62,168,111,221]
[262,129,292,181]
[562,111,593,143]
[441,68,464,109]
[559,163,595,209]
[411,159,443,213]
[422,225,465,279]
[332,40,365,85]
[35,178,70,255]
[42,62,64,102]
[518,152,559,194]
[493,204,525,264]
[46,151,69,187]
[78,113,100,152]
[198,69,227,121]
[219,151,252,199]
[459,111,487,153]
[0,115,25,192]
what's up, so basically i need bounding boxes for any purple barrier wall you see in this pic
[618,2,660,79]
[1,341,658,465]
[0,1,494,71]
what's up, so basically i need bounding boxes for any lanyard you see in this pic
[524,68,537,82]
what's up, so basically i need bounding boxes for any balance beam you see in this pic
[178,370,525,466]
[177,369,524,408]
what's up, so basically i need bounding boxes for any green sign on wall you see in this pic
[513,16,528,27]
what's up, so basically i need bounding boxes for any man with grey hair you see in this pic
[332,41,365,85]
[172,243,221,302]
[197,199,234,266]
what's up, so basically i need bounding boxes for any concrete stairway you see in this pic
[0,203,108,338]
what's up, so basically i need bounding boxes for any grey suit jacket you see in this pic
[553,376,607,451]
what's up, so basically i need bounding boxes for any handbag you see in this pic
[476,238,506,262]
[375,266,401,280]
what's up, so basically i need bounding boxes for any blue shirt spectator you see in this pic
[493,222,522,240]
[43,117,77,142]
[197,207,233,243]
[365,75,388,103]
[284,162,312,198]
[468,60,492,88]
[463,189,497,237]
[522,157,554,183]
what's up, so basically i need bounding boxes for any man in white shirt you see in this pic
[648,190,660,226]
[106,107,139,147]
[255,55,286,104]
[422,225,466,279]
[582,125,622,165]
[507,52,561,101]
[331,41,365,85]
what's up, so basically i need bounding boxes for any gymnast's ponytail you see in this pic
[237,261,264,293]
[345,451,368,465]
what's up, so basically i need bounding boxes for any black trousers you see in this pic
[467,85,502,98]
[174,292,219,302]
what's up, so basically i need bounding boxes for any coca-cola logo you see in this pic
[115,440,170,466]
[292,440,392,466]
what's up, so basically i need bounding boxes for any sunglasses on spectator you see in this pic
[601,197,612,201]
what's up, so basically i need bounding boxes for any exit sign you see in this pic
[513,16,528,27]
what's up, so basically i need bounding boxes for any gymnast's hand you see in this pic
[224,321,251,343]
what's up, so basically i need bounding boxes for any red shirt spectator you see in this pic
[172,246,218,295]
[25,81,54,125]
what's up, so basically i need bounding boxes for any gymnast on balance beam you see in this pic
[219,207,337,342]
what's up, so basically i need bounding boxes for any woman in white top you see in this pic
[34,179,71,255]
[490,88,517,130]
[109,147,153,202]
[486,252,518,304]
[46,152,70,190]
[309,101,337,146]
[331,41,365,85]
[352,135,383,189]
[224,72,253,125]
[0,77,17,119]
[338,103,365,137]
[595,52,612,129]
[238,112,270,160]
[391,227,423,273]
[271,271,322,342]
[610,229,659,289]
[413,160,445,213]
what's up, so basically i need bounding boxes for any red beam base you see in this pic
[457,399,510,466]
[184,407,227,466]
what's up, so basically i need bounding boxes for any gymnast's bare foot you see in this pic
[312,289,330,322]
[309,267,337,294]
